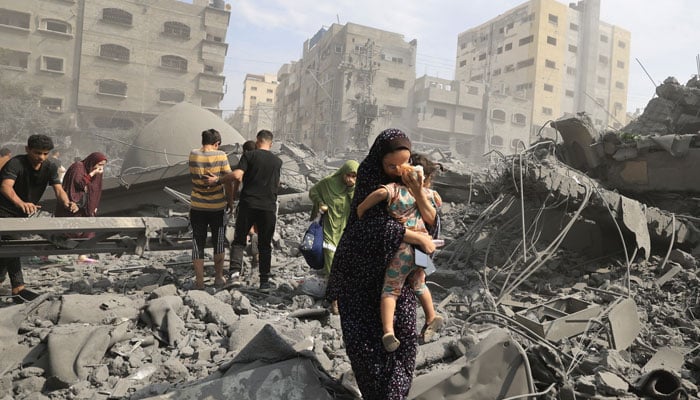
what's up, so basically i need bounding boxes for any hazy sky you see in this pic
[221,0,699,116]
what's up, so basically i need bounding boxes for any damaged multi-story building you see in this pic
[456,0,631,154]
[274,22,418,153]
[0,0,230,151]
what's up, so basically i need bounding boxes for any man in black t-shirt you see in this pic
[0,135,78,303]
[209,130,282,292]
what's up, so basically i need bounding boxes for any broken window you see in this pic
[433,108,447,117]
[459,60,467,67]
[548,14,558,25]
[0,48,28,69]
[519,35,533,46]
[387,78,406,89]
[43,19,71,34]
[515,82,532,92]
[568,44,577,53]
[41,56,64,72]
[512,113,527,125]
[93,116,134,130]
[102,8,132,26]
[97,79,127,97]
[0,9,30,30]
[505,43,512,51]
[546,36,557,46]
[100,44,130,61]
[161,55,188,72]
[158,89,185,103]
[543,83,554,92]
[40,97,62,112]
[516,58,534,69]
[491,109,506,121]
[545,59,556,69]
[163,21,190,39]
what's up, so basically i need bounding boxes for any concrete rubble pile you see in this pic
[3,130,700,399]
[553,76,700,195]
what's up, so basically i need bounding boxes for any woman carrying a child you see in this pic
[357,152,444,352]
[327,128,436,400]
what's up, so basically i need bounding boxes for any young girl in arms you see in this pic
[357,153,444,352]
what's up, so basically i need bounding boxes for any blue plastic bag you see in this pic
[299,215,324,270]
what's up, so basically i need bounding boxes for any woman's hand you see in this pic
[401,169,423,196]
[403,230,436,254]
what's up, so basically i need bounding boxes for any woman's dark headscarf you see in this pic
[58,152,107,217]
[326,128,417,399]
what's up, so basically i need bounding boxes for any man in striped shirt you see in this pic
[188,128,233,290]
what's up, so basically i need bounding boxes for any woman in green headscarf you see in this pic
[309,160,359,275]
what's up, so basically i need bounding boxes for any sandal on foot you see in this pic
[382,333,401,352]
[421,315,445,343]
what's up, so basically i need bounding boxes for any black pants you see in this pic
[0,236,24,289]
[231,205,276,283]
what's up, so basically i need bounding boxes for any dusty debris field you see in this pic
[2,163,700,399]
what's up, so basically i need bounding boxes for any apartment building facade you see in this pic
[238,73,278,139]
[455,0,630,152]
[0,0,229,139]
[275,22,417,154]
[411,75,533,158]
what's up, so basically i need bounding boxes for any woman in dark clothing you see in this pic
[327,128,436,400]
[55,152,107,263]
[55,152,107,219]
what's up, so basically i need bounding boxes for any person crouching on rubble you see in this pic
[356,153,445,352]
[55,152,108,263]
[326,128,436,399]
[188,129,234,290]
[0,134,78,303]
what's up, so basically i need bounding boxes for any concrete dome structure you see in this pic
[121,103,244,173]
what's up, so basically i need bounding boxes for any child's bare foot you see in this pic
[421,315,445,343]
[382,333,400,352]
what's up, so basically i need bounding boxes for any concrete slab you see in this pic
[607,298,642,351]
[642,347,684,373]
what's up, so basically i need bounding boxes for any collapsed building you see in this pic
[3,79,700,399]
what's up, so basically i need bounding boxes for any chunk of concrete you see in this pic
[46,324,112,387]
[608,298,642,351]
[183,290,238,327]
[408,328,532,399]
